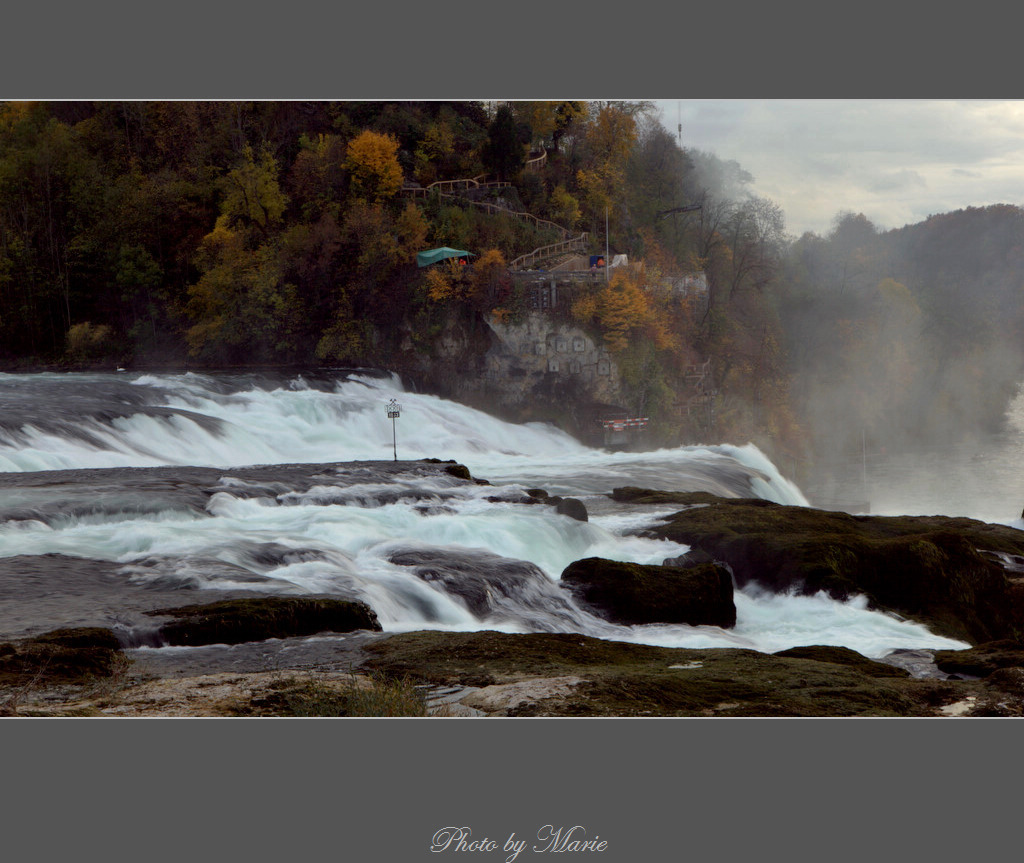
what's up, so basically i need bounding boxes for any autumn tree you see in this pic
[575,103,641,232]
[220,145,288,235]
[413,119,456,185]
[547,185,581,230]
[572,265,667,353]
[512,101,584,152]
[184,217,301,362]
[465,248,508,310]
[345,130,403,203]
[423,259,464,304]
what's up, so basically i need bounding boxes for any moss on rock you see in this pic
[625,491,1024,644]
[360,630,949,717]
[147,596,381,646]
[561,557,735,627]
[772,645,910,678]
[932,640,1024,676]
[0,626,126,688]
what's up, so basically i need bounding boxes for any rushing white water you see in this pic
[0,371,979,657]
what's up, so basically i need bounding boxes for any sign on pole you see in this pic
[386,399,401,460]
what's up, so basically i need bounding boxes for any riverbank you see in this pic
[5,624,1022,717]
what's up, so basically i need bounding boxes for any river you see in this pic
[2,369,997,659]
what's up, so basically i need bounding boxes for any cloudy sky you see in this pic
[652,100,1024,239]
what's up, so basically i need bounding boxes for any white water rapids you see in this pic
[0,370,978,657]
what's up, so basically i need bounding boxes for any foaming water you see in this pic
[0,371,809,505]
[0,371,978,656]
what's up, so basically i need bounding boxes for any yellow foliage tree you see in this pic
[395,202,430,262]
[548,185,581,230]
[466,248,506,308]
[345,130,403,203]
[221,145,288,234]
[576,103,639,219]
[414,120,455,184]
[185,216,299,359]
[573,266,670,353]
[66,321,113,360]
[421,260,466,303]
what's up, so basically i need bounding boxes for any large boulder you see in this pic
[146,597,381,646]
[620,490,1024,644]
[560,557,736,628]
[553,497,588,522]
[772,645,909,678]
[0,626,125,688]
[932,640,1024,676]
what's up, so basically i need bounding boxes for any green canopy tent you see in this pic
[416,247,475,268]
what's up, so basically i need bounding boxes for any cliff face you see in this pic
[394,310,624,440]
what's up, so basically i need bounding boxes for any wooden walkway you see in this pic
[401,169,586,270]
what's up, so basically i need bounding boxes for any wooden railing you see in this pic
[401,166,590,272]
[402,182,575,244]
[524,151,547,172]
[509,233,589,270]
[403,176,512,196]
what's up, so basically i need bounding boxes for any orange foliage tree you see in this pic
[572,265,669,353]
[345,130,403,203]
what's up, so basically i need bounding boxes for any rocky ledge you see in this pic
[5,619,1024,718]
[612,487,1024,645]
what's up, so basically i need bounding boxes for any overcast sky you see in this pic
[652,100,1024,239]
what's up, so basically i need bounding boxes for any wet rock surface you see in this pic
[617,488,1024,644]
[560,557,736,628]
[388,547,585,627]
[0,460,480,643]
[0,553,269,642]
[147,596,381,646]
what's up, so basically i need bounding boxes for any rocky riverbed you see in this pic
[5,471,1024,717]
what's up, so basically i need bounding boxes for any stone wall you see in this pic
[482,313,621,411]
[393,310,623,437]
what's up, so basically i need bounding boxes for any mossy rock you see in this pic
[28,627,123,650]
[985,667,1024,696]
[630,492,1024,644]
[610,487,730,507]
[553,497,588,522]
[147,597,381,646]
[242,673,427,717]
[561,557,735,627]
[772,645,910,678]
[444,464,473,481]
[932,640,1024,676]
[0,626,125,686]
[418,458,475,482]
[361,631,944,717]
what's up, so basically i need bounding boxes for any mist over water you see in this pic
[0,371,980,657]
[807,385,1024,526]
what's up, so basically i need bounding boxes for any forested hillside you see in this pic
[779,206,1024,462]
[2,100,1023,469]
